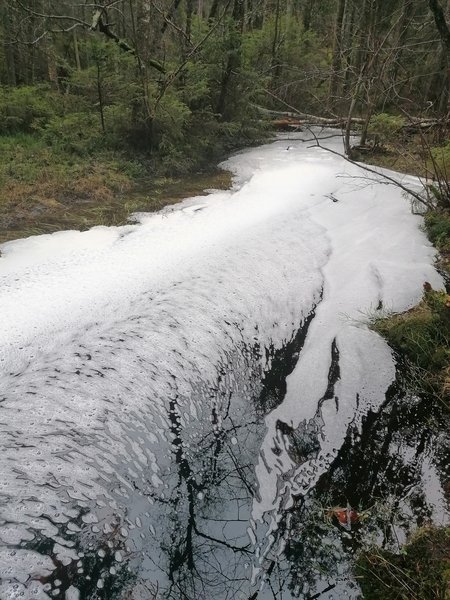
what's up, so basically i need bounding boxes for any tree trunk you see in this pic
[73,29,81,71]
[428,0,450,50]
[3,2,17,85]
[186,0,194,42]
[217,0,245,118]
[302,0,313,31]
[428,0,450,116]
[96,60,106,132]
[329,0,346,111]
[271,0,282,82]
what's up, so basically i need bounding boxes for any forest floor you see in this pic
[0,133,232,245]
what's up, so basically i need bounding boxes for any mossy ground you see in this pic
[372,290,450,406]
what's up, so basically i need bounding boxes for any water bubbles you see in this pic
[81,512,98,524]
[65,586,80,600]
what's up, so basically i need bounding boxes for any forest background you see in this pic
[2,0,450,241]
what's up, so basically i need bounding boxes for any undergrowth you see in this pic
[357,527,450,600]
[0,84,262,244]
[372,289,450,406]
[0,131,234,244]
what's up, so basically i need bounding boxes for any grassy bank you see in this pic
[0,84,263,245]
[356,125,450,600]
[372,287,450,405]
[0,133,233,244]
[357,527,450,600]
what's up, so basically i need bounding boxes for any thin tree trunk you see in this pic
[303,0,313,31]
[271,0,282,82]
[96,61,106,132]
[428,0,450,116]
[329,0,346,111]
[186,0,194,42]
[73,29,81,70]
[3,2,17,85]
[217,0,245,118]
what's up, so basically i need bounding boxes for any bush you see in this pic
[0,85,62,134]
[368,113,406,147]
[431,142,450,180]
[41,112,104,155]
[425,211,450,252]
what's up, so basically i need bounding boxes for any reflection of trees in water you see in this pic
[161,342,264,600]
[10,311,446,600]
[149,315,324,600]
[257,373,448,599]
[9,334,266,600]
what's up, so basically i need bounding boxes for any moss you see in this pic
[373,291,450,403]
[357,527,450,600]
[425,211,450,274]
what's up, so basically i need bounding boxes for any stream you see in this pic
[0,131,448,600]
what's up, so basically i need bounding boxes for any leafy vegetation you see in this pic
[426,211,450,257]
[0,127,232,243]
[368,113,406,149]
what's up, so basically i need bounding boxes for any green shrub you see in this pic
[373,288,450,401]
[368,113,406,147]
[431,142,450,179]
[0,85,63,134]
[41,112,104,155]
[425,211,450,252]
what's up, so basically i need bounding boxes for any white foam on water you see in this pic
[0,131,442,598]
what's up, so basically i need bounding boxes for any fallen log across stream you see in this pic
[254,104,444,132]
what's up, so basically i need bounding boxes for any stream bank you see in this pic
[0,140,233,245]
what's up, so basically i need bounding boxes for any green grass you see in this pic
[357,527,450,600]
[372,291,450,404]
[0,132,232,244]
